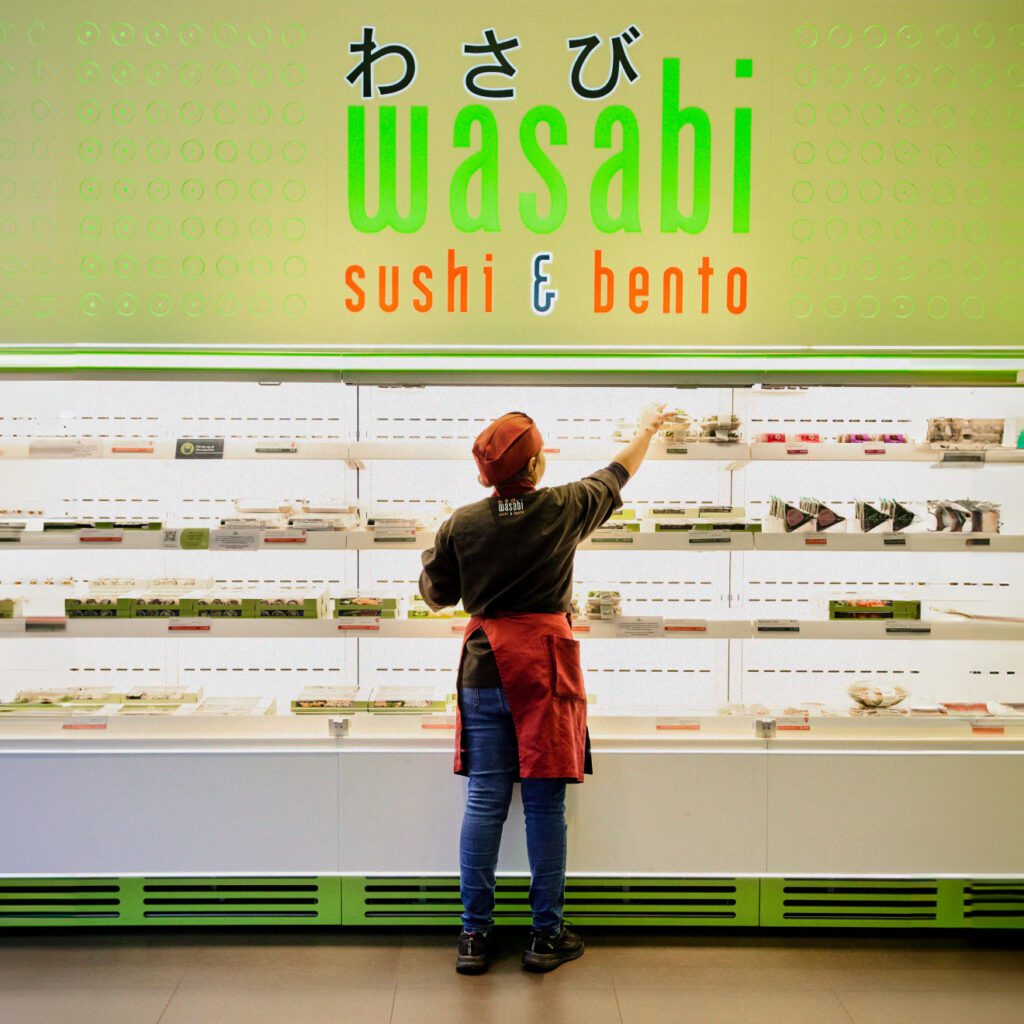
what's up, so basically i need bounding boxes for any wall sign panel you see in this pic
[1,1,1021,349]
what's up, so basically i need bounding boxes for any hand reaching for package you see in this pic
[638,403,669,436]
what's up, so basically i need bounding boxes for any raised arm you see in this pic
[613,405,669,480]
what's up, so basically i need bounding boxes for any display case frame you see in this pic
[1,351,1022,926]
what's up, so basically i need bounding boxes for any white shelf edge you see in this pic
[2,530,1021,553]
[3,437,1022,465]
[12,618,1023,642]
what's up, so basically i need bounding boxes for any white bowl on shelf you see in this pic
[847,684,909,709]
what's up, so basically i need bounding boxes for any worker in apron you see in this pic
[419,406,667,974]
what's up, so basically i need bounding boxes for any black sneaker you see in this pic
[455,929,492,975]
[521,924,584,972]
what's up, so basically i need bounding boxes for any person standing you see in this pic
[418,406,668,974]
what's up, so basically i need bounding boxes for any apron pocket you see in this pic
[547,634,586,702]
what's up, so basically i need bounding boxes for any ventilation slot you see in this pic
[0,881,122,922]
[963,882,1024,925]
[774,880,939,922]
[346,877,757,925]
[141,879,325,920]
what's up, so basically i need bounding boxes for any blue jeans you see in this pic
[459,685,567,935]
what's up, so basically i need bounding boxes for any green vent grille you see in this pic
[134,877,341,925]
[963,882,1024,928]
[341,877,759,926]
[759,879,966,928]
[4,876,1023,929]
[0,880,124,925]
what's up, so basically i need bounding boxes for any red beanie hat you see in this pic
[472,412,543,486]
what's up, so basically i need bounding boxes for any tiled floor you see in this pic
[0,928,1022,1023]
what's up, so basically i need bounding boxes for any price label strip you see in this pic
[110,444,155,455]
[971,720,1005,736]
[776,715,811,732]
[263,531,308,545]
[756,619,801,634]
[62,715,109,731]
[372,529,418,543]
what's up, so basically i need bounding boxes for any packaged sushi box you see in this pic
[185,592,246,618]
[407,594,469,619]
[829,600,922,621]
[123,685,202,704]
[291,684,367,714]
[243,590,328,619]
[367,686,447,713]
[333,596,398,619]
[65,597,121,618]
[4,685,125,708]
[119,591,199,618]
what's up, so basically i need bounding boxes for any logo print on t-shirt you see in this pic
[497,497,525,517]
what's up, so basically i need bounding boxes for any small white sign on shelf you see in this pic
[30,439,102,459]
[210,530,261,552]
[614,616,664,638]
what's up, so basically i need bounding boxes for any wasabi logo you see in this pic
[343,28,752,318]
[346,57,752,235]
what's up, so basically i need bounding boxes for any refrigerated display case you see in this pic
[1,369,1023,929]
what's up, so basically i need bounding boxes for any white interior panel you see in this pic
[766,751,1024,876]
[0,750,340,875]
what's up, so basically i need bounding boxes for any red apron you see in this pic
[454,612,592,783]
